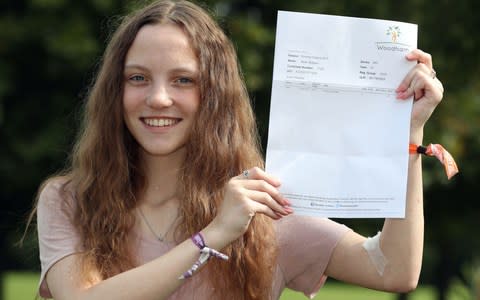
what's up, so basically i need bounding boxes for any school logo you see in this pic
[375,25,409,52]
[386,26,401,43]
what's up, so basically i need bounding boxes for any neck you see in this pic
[140,147,186,207]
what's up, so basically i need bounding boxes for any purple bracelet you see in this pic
[191,232,206,249]
[179,232,229,279]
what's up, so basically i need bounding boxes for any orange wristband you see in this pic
[409,143,459,180]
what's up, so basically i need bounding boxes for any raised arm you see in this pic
[325,49,443,292]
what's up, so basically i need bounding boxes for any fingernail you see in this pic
[396,83,407,93]
[270,175,282,186]
[396,91,408,99]
[284,206,294,213]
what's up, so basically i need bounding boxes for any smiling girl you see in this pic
[33,1,445,299]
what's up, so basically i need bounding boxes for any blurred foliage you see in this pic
[0,0,478,299]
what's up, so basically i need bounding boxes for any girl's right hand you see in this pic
[210,167,293,244]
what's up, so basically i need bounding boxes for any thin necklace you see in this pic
[138,207,178,242]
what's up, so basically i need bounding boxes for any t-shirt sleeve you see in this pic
[276,215,351,299]
[37,178,81,298]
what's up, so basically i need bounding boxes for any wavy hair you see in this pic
[38,1,277,299]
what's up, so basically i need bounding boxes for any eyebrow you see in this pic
[124,64,198,74]
[124,64,148,71]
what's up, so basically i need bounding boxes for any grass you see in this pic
[3,272,39,300]
[280,282,437,300]
[3,272,464,300]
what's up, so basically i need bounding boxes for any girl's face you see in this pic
[123,23,200,159]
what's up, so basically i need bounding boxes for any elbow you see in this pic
[393,277,419,293]
[384,271,420,293]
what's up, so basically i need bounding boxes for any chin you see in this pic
[141,144,187,158]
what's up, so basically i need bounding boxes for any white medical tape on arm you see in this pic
[362,231,387,276]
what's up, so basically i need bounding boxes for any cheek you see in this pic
[190,98,200,115]
[173,89,201,116]
[123,87,144,114]
[188,90,201,114]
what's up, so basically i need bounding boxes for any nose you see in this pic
[146,82,173,108]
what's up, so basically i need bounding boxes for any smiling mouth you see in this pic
[142,117,180,127]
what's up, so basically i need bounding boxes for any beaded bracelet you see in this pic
[409,143,459,179]
[179,232,229,279]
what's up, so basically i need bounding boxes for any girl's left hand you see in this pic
[395,49,444,137]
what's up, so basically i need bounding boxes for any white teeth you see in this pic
[144,118,177,127]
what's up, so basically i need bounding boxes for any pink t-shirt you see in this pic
[37,179,351,299]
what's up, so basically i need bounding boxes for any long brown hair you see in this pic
[35,0,277,299]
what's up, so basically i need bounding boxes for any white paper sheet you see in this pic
[265,11,418,218]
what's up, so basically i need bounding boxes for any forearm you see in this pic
[380,129,424,289]
[50,224,229,300]
[84,240,199,299]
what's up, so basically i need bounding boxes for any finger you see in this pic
[406,49,433,69]
[435,78,444,94]
[245,189,293,216]
[243,179,290,206]
[407,75,426,101]
[398,72,443,104]
[239,169,250,180]
[396,62,430,92]
[238,167,281,187]
[412,77,426,101]
[396,63,432,99]
[249,199,284,220]
[430,71,444,94]
[398,73,428,100]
